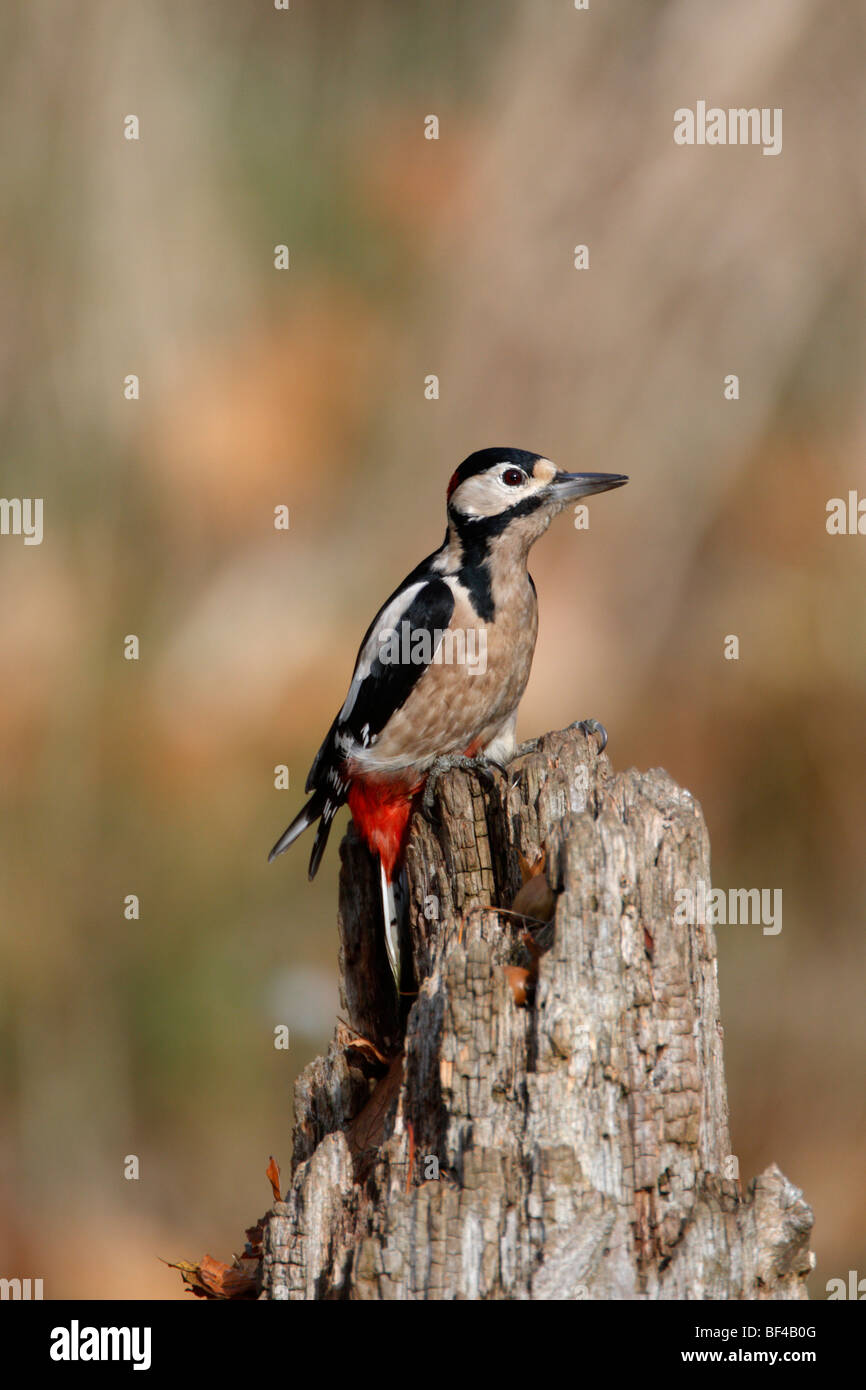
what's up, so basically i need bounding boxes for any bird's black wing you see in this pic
[306,569,455,791]
[269,570,455,877]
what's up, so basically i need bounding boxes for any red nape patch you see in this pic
[347,777,421,880]
[446,470,460,499]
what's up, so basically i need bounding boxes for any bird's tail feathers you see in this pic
[307,803,337,880]
[268,798,317,863]
[380,860,409,991]
[268,789,332,873]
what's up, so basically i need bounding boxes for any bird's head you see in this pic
[446,448,627,550]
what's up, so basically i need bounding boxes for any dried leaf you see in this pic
[511,873,556,923]
[266,1155,282,1203]
[504,964,531,1007]
[517,846,547,884]
[346,1054,404,1163]
[166,1158,280,1299]
[164,1254,258,1300]
[336,1020,389,1066]
[198,1254,259,1299]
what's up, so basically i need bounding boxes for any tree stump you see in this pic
[261,724,814,1300]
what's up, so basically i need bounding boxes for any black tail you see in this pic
[268,789,338,879]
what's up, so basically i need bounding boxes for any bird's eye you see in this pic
[502,468,526,487]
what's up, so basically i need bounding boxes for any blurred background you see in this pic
[0,0,863,1298]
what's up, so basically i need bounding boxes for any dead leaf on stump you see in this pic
[504,926,550,1008]
[167,1156,281,1299]
[346,1053,404,1169]
[336,1019,390,1069]
[165,1252,260,1300]
[266,1155,282,1203]
[504,964,532,1007]
[511,847,556,923]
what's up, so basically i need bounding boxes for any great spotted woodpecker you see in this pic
[269,448,627,985]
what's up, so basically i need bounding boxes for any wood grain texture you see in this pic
[261,723,813,1300]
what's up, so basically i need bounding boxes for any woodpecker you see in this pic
[269,448,627,986]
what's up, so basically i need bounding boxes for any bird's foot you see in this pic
[422,753,507,817]
[513,737,541,758]
[575,717,609,754]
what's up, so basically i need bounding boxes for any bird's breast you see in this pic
[351,573,538,774]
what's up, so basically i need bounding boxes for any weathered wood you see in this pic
[261,724,814,1300]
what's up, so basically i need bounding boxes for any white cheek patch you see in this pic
[453,471,536,517]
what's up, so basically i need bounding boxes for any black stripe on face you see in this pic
[450,492,548,620]
[450,488,548,541]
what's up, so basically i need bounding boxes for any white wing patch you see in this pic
[338,581,428,723]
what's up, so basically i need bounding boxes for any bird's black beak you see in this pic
[549,470,629,502]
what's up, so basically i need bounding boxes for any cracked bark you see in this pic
[261,724,814,1300]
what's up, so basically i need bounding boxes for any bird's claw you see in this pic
[576,717,608,754]
[422,753,506,817]
[513,737,541,758]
